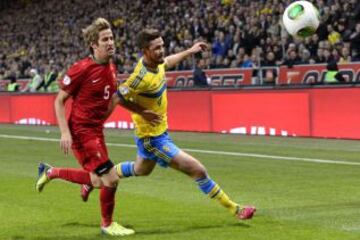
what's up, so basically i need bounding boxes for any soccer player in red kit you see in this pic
[35,18,134,236]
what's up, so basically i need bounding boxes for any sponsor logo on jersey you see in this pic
[119,86,129,95]
[63,75,71,85]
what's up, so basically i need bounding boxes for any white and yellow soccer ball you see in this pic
[282,1,320,38]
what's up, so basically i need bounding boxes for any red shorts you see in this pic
[72,136,109,172]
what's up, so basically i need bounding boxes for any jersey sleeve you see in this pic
[60,63,85,95]
[116,68,146,102]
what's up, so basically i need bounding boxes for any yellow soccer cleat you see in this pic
[101,222,135,236]
[35,163,52,192]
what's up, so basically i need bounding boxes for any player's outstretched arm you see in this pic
[165,42,208,69]
[111,94,162,126]
[54,90,72,155]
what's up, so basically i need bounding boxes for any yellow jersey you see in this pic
[117,58,168,138]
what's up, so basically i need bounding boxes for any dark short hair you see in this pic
[137,29,161,49]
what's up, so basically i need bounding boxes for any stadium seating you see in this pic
[0,0,359,84]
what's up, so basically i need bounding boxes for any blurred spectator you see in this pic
[350,23,360,61]
[22,68,43,92]
[315,47,325,63]
[301,49,314,64]
[261,52,277,84]
[7,75,20,92]
[283,50,302,67]
[43,64,59,92]
[241,54,256,68]
[331,48,340,62]
[323,49,334,63]
[0,0,359,77]
[324,61,346,83]
[327,25,342,46]
[193,59,210,87]
[212,31,229,57]
[339,46,352,64]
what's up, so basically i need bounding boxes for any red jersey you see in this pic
[60,57,116,134]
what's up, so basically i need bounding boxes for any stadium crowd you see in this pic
[0,0,359,84]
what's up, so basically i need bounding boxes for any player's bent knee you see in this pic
[90,174,102,188]
[103,168,120,187]
[101,173,119,188]
[133,162,154,176]
[192,165,207,179]
[93,160,119,187]
[135,168,152,176]
[103,178,119,188]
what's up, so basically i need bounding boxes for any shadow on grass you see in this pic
[9,236,95,240]
[19,221,252,240]
[61,222,99,228]
[135,222,250,236]
[28,237,98,240]
[265,201,360,213]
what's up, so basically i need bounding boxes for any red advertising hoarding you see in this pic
[2,63,360,139]
[9,95,57,125]
[310,88,360,139]
[167,91,212,132]
[2,87,360,139]
[0,96,11,123]
[211,92,310,137]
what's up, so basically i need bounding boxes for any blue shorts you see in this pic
[135,132,180,167]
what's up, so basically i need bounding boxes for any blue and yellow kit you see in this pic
[117,59,179,166]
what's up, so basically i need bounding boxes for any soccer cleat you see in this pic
[101,222,135,236]
[236,205,256,220]
[35,163,52,192]
[80,184,94,202]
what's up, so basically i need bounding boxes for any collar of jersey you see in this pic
[90,55,109,65]
[141,58,159,74]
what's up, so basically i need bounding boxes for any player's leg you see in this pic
[94,163,118,229]
[82,134,157,201]
[115,135,158,178]
[170,150,256,220]
[95,165,135,236]
[82,154,156,202]
[83,138,134,236]
[35,146,100,193]
[116,155,157,178]
[35,163,94,192]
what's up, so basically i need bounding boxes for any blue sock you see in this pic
[196,176,238,215]
[116,161,136,178]
[196,176,216,194]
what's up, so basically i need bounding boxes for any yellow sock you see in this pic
[208,184,239,215]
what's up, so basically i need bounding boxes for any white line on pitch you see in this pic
[1,134,360,166]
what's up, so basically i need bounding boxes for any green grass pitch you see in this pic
[1,124,360,240]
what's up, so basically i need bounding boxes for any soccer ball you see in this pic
[282,1,320,38]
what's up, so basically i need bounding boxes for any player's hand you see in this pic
[188,42,208,54]
[60,132,73,156]
[142,110,162,126]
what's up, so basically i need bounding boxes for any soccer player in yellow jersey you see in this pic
[85,29,255,220]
